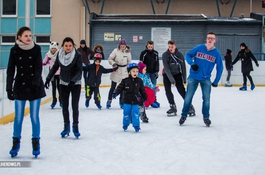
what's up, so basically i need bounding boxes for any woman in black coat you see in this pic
[232,43,259,91]
[6,26,46,158]
[45,37,82,138]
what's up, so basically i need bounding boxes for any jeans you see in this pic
[123,104,140,127]
[13,99,41,139]
[181,78,211,118]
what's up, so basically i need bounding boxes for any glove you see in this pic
[155,86,160,92]
[7,90,15,101]
[191,64,199,71]
[112,63,117,67]
[211,83,218,87]
[68,81,75,91]
[155,72,158,79]
[113,66,118,71]
[44,79,50,89]
[112,92,117,99]
[30,85,38,94]
[231,66,233,71]
[82,63,86,67]
[256,63,259,67]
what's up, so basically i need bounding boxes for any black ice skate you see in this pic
[32,138,40,158]
[139,105,149,123]
[167,104,177,117]
[204,118,211,127]
[188,104,196,116]
[9,137,20,158]
[179,116,187,126]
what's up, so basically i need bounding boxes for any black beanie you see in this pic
[240,43,246,47]
[226,49,232,54]
[80,40,86,45]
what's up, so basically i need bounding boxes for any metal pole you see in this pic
[100,0,105,14]
[150,0,156,14]
[230,0,238,17]
[25,0,30,27]
[216,0,221,17]
[84,0,91,14]
[165,0,171,14]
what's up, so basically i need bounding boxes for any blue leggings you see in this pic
[13,99,41,139]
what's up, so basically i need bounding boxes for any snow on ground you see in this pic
[0,86,265,175]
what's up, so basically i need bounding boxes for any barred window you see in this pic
[36,0,50,16]
[2,0,16,15]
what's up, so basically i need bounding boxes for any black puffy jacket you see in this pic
[233,49,258,73]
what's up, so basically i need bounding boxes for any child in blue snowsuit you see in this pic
[113,63,147,132]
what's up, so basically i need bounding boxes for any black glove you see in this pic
[112,63,117,67]
[256,63,259,67]
[44,79,50,89]
[191,64,199,71]
[68,81,75,91]
[155,72,158,79]
[7,90,15,101]
[211,83,218,87]
[30,85,38,94]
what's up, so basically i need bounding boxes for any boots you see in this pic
[61,122,70,137]
[72,124,80,138]
[239,84,247,91]
[167,104,177,117]
[106,100,112,109]
[32,138,40,158]
[51,98,57,109]
[9,137,20,157]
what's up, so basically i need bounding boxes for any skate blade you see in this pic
[61,133,70,138]
[10,153,18,158]
[188,113,196,117]
[167,113,177,117]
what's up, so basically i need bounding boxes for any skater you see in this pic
[77,39,94,86]
[179,32,223,127]
[139,40,160,107]
[232,43,259,91]
[162,40,195,117]
[44,37,82,138]
[42,41,61,108]
[137,62,160,123]
[6,26,46,157]
[224,49,233,87]
[83,53,118,109]
[112,63,147,132]
[107,38,131,109]
[91,44,105,60]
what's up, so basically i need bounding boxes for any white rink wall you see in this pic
[0,60,265,119]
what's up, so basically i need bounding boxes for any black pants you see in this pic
[243,71,254,85]
[60,84,81,124]
[163,73,186,105]
[86,86,100,105]
[108,81,122,102]
[51,75,61,102]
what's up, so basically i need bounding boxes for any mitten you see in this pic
[191,64,199,71]
[30,85,38,94]
[44,79,50,89]
[155,72,158,79]
[7,90,15,101]
[211,83,218,87]
[155,86,160,92]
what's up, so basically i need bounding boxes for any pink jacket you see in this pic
[42,54,60,75]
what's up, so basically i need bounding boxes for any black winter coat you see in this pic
[6,43,46,100]
[84,63,117,87]
[224,54,233,70]
[47,49,82,84]
[115,75,147,105]
[140,49,159,73]
[162,48,187,84]
[232,49,258,73]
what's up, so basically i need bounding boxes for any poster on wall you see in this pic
[151,27,171,57]
[115,35,122,41]
[133,36,138,42]
[104,33,115,41]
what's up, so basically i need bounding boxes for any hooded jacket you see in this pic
[139,48,159,73]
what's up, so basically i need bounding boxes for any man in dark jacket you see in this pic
[139,40,160,107]
[162,40,195,117]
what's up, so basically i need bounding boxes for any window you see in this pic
[36,0,51,16]
[2,0,17,16]
[35,36,50,44]
[1,36,16,44]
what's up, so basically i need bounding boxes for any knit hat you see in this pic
[240,43,246,47]
[138,62,146,74]
[80,40,86,45]
[119,39,127,46]
[50,41,59,50]
[226,49,232,54]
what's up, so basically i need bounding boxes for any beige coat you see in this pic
[108,46,132,83]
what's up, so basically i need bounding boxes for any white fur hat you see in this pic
[50,41,59,50]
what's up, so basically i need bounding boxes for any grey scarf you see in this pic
[16,40,34,50]
[58,47,75,66]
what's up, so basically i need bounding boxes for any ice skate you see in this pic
[167,104,177,117]
[251,83,255,90]
[225,81,232,87]
[188,104,196,116]
[32,138,40,158]
[106,100,112,109]
[85,99,89,108]
[153,100,160,107]
[151,102,159,108]
[9,137,20,158]
[139,105,149,123]
[204,118,211,127]
[50,99,57,109]
[61,123,70,137]
[96,104,102,110]
[123,126,128,131]
[239,85,247,91]
[179,116,187,126]
[72,124,80,138]
[134,126,141,132]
